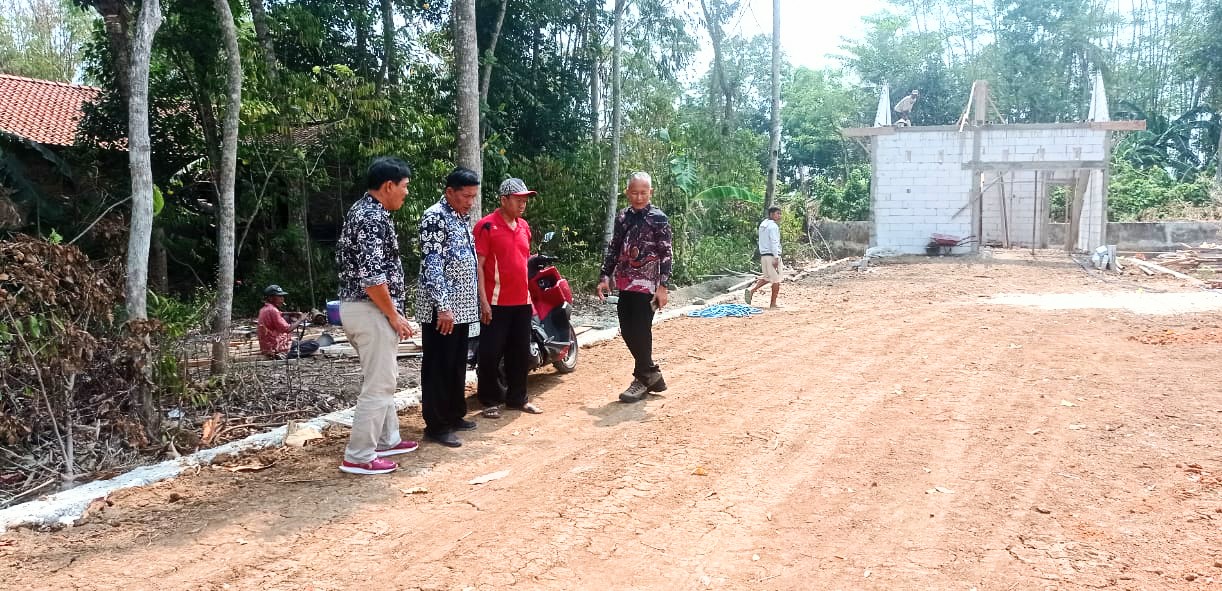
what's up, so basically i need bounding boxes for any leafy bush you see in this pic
[812,166,871,221]
[1108,160,1217,221]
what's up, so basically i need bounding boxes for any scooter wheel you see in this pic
[552,326,578,374]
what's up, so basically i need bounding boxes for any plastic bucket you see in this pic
[326,300,342,325]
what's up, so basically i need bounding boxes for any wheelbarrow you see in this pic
[926,233,976,256]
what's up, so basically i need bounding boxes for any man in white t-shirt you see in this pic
[893,89,920,126]
[745,206,783,309]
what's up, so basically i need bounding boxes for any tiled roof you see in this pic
[0,74,101,147]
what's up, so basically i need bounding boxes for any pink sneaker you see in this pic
[340,457,398,475]
[375,440,419,457]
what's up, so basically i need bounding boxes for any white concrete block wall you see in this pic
[872,131,973,254]
[978,128,1107,163]
[1077,169,1106,251]
[873,126,1109,253]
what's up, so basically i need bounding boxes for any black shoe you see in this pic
[642,371,667,393]
[424,431,462,448]
[453,419,477,431]
[619,379,648,403]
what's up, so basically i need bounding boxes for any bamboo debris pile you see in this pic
[1129,243,1222,289]
[1149,243,1222,276]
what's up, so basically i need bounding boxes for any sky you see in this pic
[725,0,891,70]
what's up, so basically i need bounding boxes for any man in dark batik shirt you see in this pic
[416,167,481,448]
[334,157,419,475]
[596,171,674,403]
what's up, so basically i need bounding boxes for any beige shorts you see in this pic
[760,255,783,283]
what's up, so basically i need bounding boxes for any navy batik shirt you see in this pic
[417,198,479,325]
[336,193,407,311]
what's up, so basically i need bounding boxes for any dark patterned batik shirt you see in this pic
[417,198,479,325]
[600,204,674,295]
[336,193,407,311]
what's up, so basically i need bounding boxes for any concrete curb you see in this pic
[0,263,845,532]
[0,390,423,532]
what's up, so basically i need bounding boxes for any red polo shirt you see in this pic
[257,302,292,355]
[474,209,532,306]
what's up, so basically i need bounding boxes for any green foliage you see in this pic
[1113,106,1220,181]
[148,290,210,338]
[812,167,871,221]
[782,68,870,177]
[839,13,966,126]
[1108,159,1216,221]
[0,0,94,82]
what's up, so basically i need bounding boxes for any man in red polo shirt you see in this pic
[474,178,543,417]
[257,284,319,359]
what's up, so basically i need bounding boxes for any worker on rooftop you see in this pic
[894,89,920,126]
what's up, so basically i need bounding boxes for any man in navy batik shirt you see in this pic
[417,167,481,447]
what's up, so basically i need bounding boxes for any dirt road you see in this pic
[2,255,1220,590]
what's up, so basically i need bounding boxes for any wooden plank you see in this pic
[1066,171,1088,252]
[963,160,1107,171]
[841,126,896,138]
[728,277,757,292]
[998,172,1011,248]
[1090,120,1146,131]
[321,341,422,358]
[1131,259,1209,287]
[972,80,989,124]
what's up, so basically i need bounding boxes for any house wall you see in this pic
[871,130,974,253]
[871,125,1109,254]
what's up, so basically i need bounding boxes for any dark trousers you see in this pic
[617,291,659,380]
[288,340,319,358]
[477,304,532,407]
[420,320,471,435]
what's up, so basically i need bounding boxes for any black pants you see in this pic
[617,291,659,380]
[420,320,471,435]
[477,304,532,408]
[288,340,319,358]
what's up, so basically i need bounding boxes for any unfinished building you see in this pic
[841,79,1145,255]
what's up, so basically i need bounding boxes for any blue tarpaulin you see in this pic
[686,304,764,318]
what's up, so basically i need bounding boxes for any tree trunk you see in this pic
[353,2,370,77]
[590,55,602,142]
[587,0,601,143]
[1216,130,1222,185]
[453,0,483,220]
[97,0,133,103]
[122,0,161,433]
[248,0,279,82]
[150,226,168,294]
[124,0,161,321]
[603,0,625,252]
[381,0,397,86]
[210,0,242,377]
[698,0,735,136]
[763,0,781,213]
[479,0,510,108]
[193,86,223,189]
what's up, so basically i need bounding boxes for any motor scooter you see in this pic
[468,232,578,375]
